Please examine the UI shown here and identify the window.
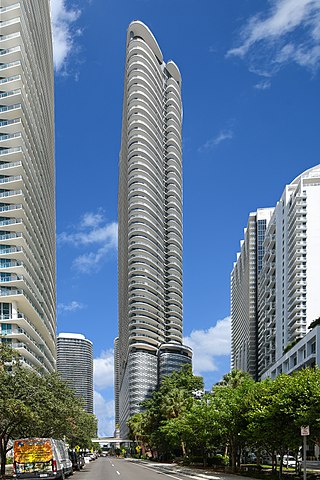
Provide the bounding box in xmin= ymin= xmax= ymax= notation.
xmin=1 ymin=323 xmax=11 ymax=334
xmin=0 ymin=302 xmax=11 ymax=319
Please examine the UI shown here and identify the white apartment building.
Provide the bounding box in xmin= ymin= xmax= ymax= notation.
xmin=232 ymin=165 xmax=320 ymax=380
xmin=0 ymin=0 xmax=56 ymax=371
xmin=259 ymin=165 xmax=320 ymax=377
xmin=117 ymin=21 xmax=192 ymax=436
xmin=57 ymin=333 xmax=93 ymax=414
xmin=231 ymin=208 xmax=274 ymax=379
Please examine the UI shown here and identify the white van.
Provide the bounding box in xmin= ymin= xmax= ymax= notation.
xmin=13 ymin=438 xmax=73 ymax=479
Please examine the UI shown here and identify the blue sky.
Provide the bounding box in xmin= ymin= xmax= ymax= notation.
xmin=51 ymin=0 xmax=320 ymax=436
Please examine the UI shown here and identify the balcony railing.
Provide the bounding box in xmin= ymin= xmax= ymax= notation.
xmin=0 ymin=160 xmax=22 ymax=170
xmin=0 ymin=174 xmax=22 ymax=184
xmin=0 ymin=61 xmax=21 ymax=71
xmin=0 ymin=133 xmax=21 ymax=142
xmin=0 ymin=189 xmax=22 ymax=199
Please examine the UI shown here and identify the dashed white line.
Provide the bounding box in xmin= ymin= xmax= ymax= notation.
xmin=132 ymin=463 xmax=184 ymax=479
xmin=116 ymin=471 xmax=120 ymax=475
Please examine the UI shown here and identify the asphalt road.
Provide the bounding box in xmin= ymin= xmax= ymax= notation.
xmin=71 ymin=457 xmax=223 ymax=480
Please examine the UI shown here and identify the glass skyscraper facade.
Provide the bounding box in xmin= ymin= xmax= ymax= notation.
xmin=231 ymin=209 xmax=274 ymax=380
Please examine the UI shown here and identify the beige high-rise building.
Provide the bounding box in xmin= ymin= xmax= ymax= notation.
xmin=0 ymin=0 xmax=56 ymax=372
xmin=116 ymin=21 xmax=192 ymax=436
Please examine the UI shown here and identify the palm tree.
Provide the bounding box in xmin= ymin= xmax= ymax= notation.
xmin=217 ymin=369 xmax=251 ymax=388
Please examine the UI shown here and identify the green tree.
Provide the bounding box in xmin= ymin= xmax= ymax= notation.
xmin=0 ymin=345 xmax=97 ymax=476
xmin=0 ymin=345 xmax=43 ymax=475
xmin=127 ymin=365 xmax=204 ymax=459
xmin=246 ymin=368 xmax=320 ymax=476
xmin=212 ymin=370 xmax=255 ymax=472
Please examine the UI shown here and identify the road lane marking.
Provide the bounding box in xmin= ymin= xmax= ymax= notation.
xmin=133 ymin=463 xmax=186 ymax=480
xmin=116 ymin=471 xmax=120 ymax=475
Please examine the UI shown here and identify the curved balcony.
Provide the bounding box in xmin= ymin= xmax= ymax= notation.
xmin=0 ymin=174 xmax=22 ymax=189
xmin=0 ymin=59 xmax=21 ymax=77
xmin=0 ymin=17 xmax=21 ymax=36
xmin=0 ymin=31 xmax=21 ymax=49
xmin=0 ymin=3 xmax=21 ymax=20
xmin=0 ymin=188 xmax=23 ymax=203
xmin=0 ymin=103 xmax=22 ymax=120
xmin=0 ymin=88 xmax=22 ymax=106
xmin=0 ymin=118 xmax=22 ymax=136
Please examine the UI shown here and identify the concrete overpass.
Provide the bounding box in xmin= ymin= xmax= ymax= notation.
xmin=92 ymin=437 xmax=133 ymax=450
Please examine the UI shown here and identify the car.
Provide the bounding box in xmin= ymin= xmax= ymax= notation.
xmin=277 ymin=455 xmax=297 ymax=468
xmin=284 ymin=456 xmax=297 ymax=468
xmin=79 ymin=455 xmax=85 ymax=469
xmin=83 ymin=453 xmax=94 ymax=464
xmin=69 ymin=451 xmax=83 ymax=471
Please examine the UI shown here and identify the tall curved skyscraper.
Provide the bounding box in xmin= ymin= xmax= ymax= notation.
xmin=0 ymin=0 xmax=55 ymax=372
xmin=57 ymin=333 xmax=93 ymax=413
xmin=117 ymin=21 xmax=192 ymax=436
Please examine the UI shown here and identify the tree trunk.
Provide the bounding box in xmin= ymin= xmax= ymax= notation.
xmin=230 ymin=439 xmax=238 ymax=472
xmin=0 ymin=436 xmax=7 ymax=477
xmin=278 ymin=457 xmax=283 ymax=479
xmin=202 ymin=445 xmax=207 ymax=467
xmin=257 ymin=449 xmax=261 ymax=466
xmin=181 ymin=440 xmax=186 ymax=457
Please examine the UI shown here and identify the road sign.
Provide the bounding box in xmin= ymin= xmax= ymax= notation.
xmin=301 ymin=426 xmax=310 ymax=436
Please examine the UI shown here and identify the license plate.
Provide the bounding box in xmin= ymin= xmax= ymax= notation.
xmin=40 ymin=475 xmax=48 ymax=478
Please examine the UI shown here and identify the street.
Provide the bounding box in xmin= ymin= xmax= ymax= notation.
xmin=73 ymin=457 xmax=257 ymax=480
xmin=73 ymin=457 xmax=192 ymax=480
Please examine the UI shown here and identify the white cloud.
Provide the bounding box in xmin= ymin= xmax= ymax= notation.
xmin=183 ymin=317 xmax=231 ymax=374
xmin=58 ymin=211 xmax=117 ymax=274
xmin=72 ymin=242 xmax=115 ymax=273
xmin=57 ymin=300 xmax=85 ymax=313
xmin=94 ymin=349 xmax=114 ymax=390
xmin=80 ymin=212 xmax=105 ymax=229
xmin=199 ymin=130 xmax=233 ymax=152
xmin=59 ymin=222 xmax=118 ymax=248
xmin=94 ymin=391 xmax=115 ymax=437
xmin=254 ymin=79 xmax=272 ymax=90
xmin=227 ymin=0 xmax=320 ymax=73
xmin=50 ymin=0 xmax=81 ymax=72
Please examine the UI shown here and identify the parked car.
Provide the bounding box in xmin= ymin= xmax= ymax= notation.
xmin=68 ymin=450 xmax=84 ymax=471
xmin=83 ymin=453 xmax=93 ymax=464
xmin=79 ymin=455 xmax=85 ymax=469
xmin=13 ymin=438 xmax=73 ymax=479
xmin=277 ymin=455 xmax=297 ymax=468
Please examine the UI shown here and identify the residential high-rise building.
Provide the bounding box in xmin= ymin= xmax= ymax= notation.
xmin=57 ymin=333 xmax=93 ymax=414
xmin=114 ymin=336 xmax=120 ymax=428
xmin=231 ymin=165 xmax=320 ymax=380
xmin=117 ymin=21 xmax=192 ymax=436
xmin=231 ymin=209 xmax=274 ymax=380
xmin=0 ymin=0 xmax=56 ymax=372
xmin=259 ymin=165 xmax=320 ymax=378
